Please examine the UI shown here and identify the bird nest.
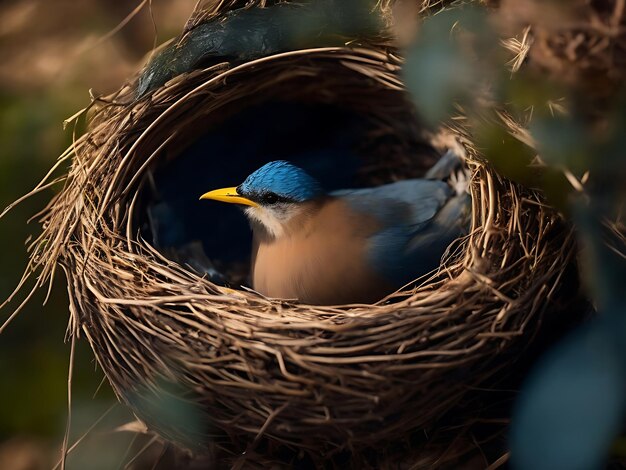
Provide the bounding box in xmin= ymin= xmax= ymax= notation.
xmin=7 ymin=1 xmax=584 ymax=467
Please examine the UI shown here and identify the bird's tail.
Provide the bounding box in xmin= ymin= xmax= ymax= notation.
xmin=448 ymin=165 xmax=471 ymax=197
xmin=425 ymin=149 xmax=470 ymax=196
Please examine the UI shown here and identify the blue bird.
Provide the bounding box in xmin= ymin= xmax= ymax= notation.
xmin=200 ymin=159 xmax=470 ymax=305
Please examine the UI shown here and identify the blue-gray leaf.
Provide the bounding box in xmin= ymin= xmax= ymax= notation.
xmin=510 ymin=320 xmax=626 ymax=470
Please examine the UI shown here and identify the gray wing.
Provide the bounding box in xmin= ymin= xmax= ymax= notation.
xmin=334 ymin=179 xmax=470 ymax=287
xmin=331 ymin=179 xmax=454 ymax=229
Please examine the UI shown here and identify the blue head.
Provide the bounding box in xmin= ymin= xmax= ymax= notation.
xmin=238 ymin=161 xmax=325 ymax=203
xmin=200 ymin=161 xmax=326 ymax=239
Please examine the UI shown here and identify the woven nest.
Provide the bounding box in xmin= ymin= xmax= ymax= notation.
xmin=12 ymin=1 xmax=586 ymax=467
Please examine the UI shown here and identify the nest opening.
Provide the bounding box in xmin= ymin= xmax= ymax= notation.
xmin=136 ymin=63 xmax=450 ymax=291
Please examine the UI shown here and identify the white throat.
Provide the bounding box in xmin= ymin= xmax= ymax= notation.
xmin=244 ymin=206 xmax=294 ymax=239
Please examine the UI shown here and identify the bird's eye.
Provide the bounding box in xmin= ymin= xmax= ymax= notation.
xmin=263 ymin=192 xmax=279 ymax=204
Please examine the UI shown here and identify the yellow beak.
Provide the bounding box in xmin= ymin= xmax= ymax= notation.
xmin=199 ymin=187 xmax=258 ymax=207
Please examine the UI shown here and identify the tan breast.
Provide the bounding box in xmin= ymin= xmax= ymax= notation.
xmin=251 ymin=199 xmax=394 ymax=305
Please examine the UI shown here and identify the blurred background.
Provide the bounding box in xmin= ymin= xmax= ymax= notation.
xmin=0 ymin=2 xmax=195 ymax=468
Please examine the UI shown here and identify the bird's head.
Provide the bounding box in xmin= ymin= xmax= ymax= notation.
xmin=200 ymin=160 xmax=325 ymax=238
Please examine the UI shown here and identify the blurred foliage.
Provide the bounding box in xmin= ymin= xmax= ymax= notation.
xmin=127 ymin=377 xmax=211 ymax=452
xmin=404 ymin=1 xmax=626 ymax=469
xmin=404 ymin=6 xmax=497 ymax=126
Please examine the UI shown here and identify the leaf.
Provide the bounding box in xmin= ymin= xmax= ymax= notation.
xmin=403 ymin=7 xmax=494 ymax=126
xmin=510 ymin=319 xmax=626 ymax=470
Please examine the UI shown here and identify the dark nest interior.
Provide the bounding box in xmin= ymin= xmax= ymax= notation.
xmin=8 ymin=0 xmax=614 ymax=468
xmin=139 ymin=77 xmax=443 ymax=288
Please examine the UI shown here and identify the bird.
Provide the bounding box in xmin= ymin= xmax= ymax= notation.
xmin=200 ymin=158 xmax=470 ymax=305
